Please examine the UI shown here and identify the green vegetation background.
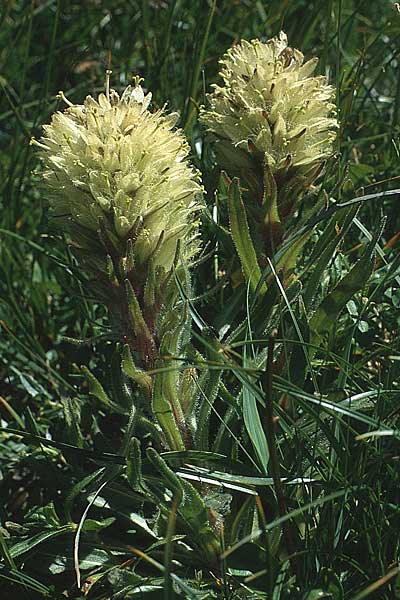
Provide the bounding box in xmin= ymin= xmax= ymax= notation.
xmin=0 ymin=1 xmax=400 ymax=599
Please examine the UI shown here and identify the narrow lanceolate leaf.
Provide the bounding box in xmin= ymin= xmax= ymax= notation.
xmin=242 ymin=384 xmax=269 ymax=475
xmin=262 ymin=162 xmax=280 ymax=226
xmin=228 ymin=177 xmax=267 ymax=295
xmin=143 ymin=259 xmax=156 ymax=308
xmin=81 ymin=366 xmax=125 ymax=414
xmin=124 ymin=278 xmax=152 ymax=342
xmin=275 ymin=229 xmax=312 ymax=277
xmin=0 ymin=530 xmax=16 ymax=570
xmin=64 ymin=468 xmax=106 ymax=521
xmin=303 ymin=204 xmax=359 ymax=310
xmin=127 ymin=438 xmax=145 ymax=492
xmin=152 ymin=363 xmax=186 ymax=452
xmin=146 ymin=448 xmax=220 ymax=563
xmin=121 ymin=344 xmax=152 ymax=399
xmin=9 ymin=526 xmax=74 ymax=559
xmin=310 ymin=218 xmax=386 ymax=353
xmin=146 ymin=448 xmax=184 ymax=504
xmin=195 ymin=333 xmax=223 ymax=451
xmin=242 ymin=344 xmax=269 ymax=475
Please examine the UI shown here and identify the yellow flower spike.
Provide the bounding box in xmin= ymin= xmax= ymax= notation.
xmin=200 ymin=31 xmax=338 ymax=181
xmin=36 ymin=77 xmax=206 ymax=453
xmin=37 ymin=78 xmax=203 ymax=274
xmin=201 ymin=33 xmax=338 ymax=281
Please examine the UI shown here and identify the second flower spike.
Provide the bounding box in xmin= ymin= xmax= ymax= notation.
xmin=200 ymin=32 xmax=338 ymax=226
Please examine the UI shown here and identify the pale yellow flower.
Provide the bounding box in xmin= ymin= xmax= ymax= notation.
xmin=36 ymin=82 xmax=203 ymax=272
xmin=200 ymin=32 xmax=337 ymax=178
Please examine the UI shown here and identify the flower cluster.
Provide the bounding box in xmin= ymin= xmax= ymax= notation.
xmin=36 ymin=82 xmax=202 ymax=273
xmin=200 ymin=31 xmax=337 ymax=180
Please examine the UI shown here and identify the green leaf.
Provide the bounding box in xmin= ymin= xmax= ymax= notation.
xmin=152 ymin=360 xmax=186 ymax=452
xmin=0 ymin=565 xmax=52 ymax=595
xmin=81 ymin=366 xmax=125 ymax=414
xmin=242 ymin=383 xmax=269 ymax=475
xmin=122 ymin=343 xmax=152 ymax=399
xmin=303 ymin=205 xmax=359 ymax=310
xmin=64 ymin=467 xmax=106 ymax=521
xmin=128 ymin=513 xmax=158 ymax=539
xmin=127 ymin=437 xmax=145 ymax=492
xmin=228 ymin=177 xmax=267 ymax=295
xmin=274 ymin=376 xmax=379 ymax=427
xmin=0 ymin=529 xmax=16 ymax=570
xmin=275 ymin=228 xmax=312 ymax=276
xmin=177 ymin=465 xmax=313 ymax=488
xmin=79 ymin=547 xmax=111 ymax=570
xmin=146 ymin=449 xmax=220 ymax=563
xmin=81 ymin=517 xmax=115 ymax=532
xmin=124 ymin=278 xmax=152 ymax=342
xmin=146 ymin=447 xmax=184 ymax=505
xmin=151 ymin=306 xmax=189 ymax=451
xmin=318 ymin=568 xmax=344 ymax=600
xmin=262 ymin=162 xmax=280 ymax=226
xmin=161 ymin=450 xmax=229 ymax=463
xmin=9 ymin=525 xmax=73 ymax=559
xmin=194 ymin=333 xmax=223 ymax=451
xmin=61 ymin=396 xmax=84 ymax=448
xmin=310 ymin=218 xmax=386 ymax=350
xmin=127 ymin=586 xmax=164 ymax=598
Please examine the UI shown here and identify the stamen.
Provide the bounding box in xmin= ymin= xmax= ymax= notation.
xmin=30 ymin=137 xmax=50 ymax=150
xmin=105 ymin=69 xmax=112 ymax=100
xmin=132 ymin=75 xmax=144 ymax=87
xmin=57 ymin=90 xmax=74 ymax=107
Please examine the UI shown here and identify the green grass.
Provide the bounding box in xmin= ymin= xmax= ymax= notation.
xmin=1 ymin=1 xmax=400 ymax=598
